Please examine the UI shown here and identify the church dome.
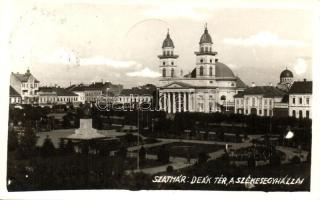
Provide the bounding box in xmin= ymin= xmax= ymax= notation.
xmin=162 ymin=33 xmax=174 ymax=48
xmin=216 ymin=62 xmax=235 ymax=77
xmin=199 ymin=27 xmax=213 ymax=44
xmin=280 ymin=69 xmax=293 ymax=78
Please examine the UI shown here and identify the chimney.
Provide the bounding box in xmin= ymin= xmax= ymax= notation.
xmin=251 ymin=82 xmax=255 ymax=87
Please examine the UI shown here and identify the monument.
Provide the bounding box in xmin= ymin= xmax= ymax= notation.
xmin=67 ymin=118 xmax=106 ymax=140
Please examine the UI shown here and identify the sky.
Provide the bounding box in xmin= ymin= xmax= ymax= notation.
xmin=6 ymin=0 xmax=315 ymax=88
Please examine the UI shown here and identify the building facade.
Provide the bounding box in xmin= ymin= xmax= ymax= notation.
xmin=234 ymin=86 xmax=286 ymax=116
xmin=38 ymin=87 xmax=78 ymax=106
xmin=288 ymin=80 xmax=312 ymax=119
xmin=158 ymin=26 xmax=247 ymax=113
xmin=9 ymin=86 xmax=22 ymax=105
xmin=10 ymin=69 xmax=40 ymax=104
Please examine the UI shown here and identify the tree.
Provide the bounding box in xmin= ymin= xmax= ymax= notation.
xmin=157 ymin=145 xmax=170 ymax=164
xmin=197 ymin=152 xmax=209 ymax=164
xmin=40 ymin=135 xmax=56 ymax=157
xmin=8 ymin=130 xmax=19 ymax=152
xmin=65 ymin=140 xmax=75 ymax=154
xmin=139 ymin=146 xmax=146 ymax=165
xmin=15 ymin=125 xmax=37 ymax=159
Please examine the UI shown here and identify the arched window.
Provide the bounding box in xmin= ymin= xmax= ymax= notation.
xmin=220 ymin=95 xmax=226 ymax=101
xmin=299 ymin=110 xmax=303 ymax=118
xmin=162 ymin=68 xmax=166 ymax=77
xmin=209 ymin=66 xmax=213 ymax=76
xmin=171 ymin=68 xmax=174 ymax=77
xmin=199 ymin=66 xmax=204 ymax=76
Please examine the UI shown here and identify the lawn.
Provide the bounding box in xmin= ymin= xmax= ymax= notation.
xmin=144 ymin=142 xmax=225 ymax=158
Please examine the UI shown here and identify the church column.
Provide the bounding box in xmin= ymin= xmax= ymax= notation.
xmin=163 ymin=93 xmax=167 ymax=112
xmin=159 ymin=92 xmax=163 ymax=110
xmin=183 ymin=92 xmax=187 ymax=112
xmin=173 ymin=92 xmax=176 ymax=113
xmin=168 ymin=92 xmax=171 ymax=113
xmin=188 ymin=92 xmax=192 ymax=112
xmin=178 ymin=92 xmax=181 ymax=112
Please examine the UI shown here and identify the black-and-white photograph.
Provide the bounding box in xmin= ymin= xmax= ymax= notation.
xmin=1 ymin=0 xmax=318 ymax=195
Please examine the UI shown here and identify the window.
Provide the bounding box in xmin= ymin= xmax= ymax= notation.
xmin=210 ymin=59 xmax=212 ymax=63
xmin=292 ymin=97 xmax=295 ymax=104
xmin=201 ymin=47 xmax=204 ymax=52
xmin=171 ymin=62 xmax=174 ymax=65
xmin=220 ymin=95 xmax=226 ymax=101
xmin=299 ymin=97 xmax=302 ymax=104
xmin=299 ymin=110 xmax=303 ymax=118
xmin=292 ymin=110 xmax=296 ymax=117
xmin=209 ymin=67 xmax=213 ymax=76
xmin=259 ymin=110 xmax=262 ymax=115
xmin=306 ymin=110 xmax=310 ymax=119
xmin=264 ymin=109 xmax=268 ymax=116
xmin=199 ymin=66 xmax=204 ymax=76
xmin=171 ymin=68 xmax=174 ymax=77
xmin=200 ymin=59 xmax=203 ymax=63
xmin=236 ymin=99 xmax=239 ymax=105
xmin=306 ymin=98 xmax=310 ymax=105
xmin=252 ymin=97 xmax=256 ymax=107
xmin=259 ymin=98 xmax=262 ymax=107
xmin=245 ymin=110 xmax=248 ymax=114
xmin=264 ymin=99 xmax=267 ymax=106
xmin=205 ymin=47 xmax=208 ymax=52
xmin=162 ymin=68 xmax=166 ymax=77
xmin=163 ymin=62 xmax=165 ymax=66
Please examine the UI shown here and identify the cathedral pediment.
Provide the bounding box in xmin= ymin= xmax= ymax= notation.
xmin=162 ymin=81 xmax=193 ymax=89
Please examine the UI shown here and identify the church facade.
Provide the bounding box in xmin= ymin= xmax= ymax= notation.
xmin=158 ymin=26 xmax=247 ymax=113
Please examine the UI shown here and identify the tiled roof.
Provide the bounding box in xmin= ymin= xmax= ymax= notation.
xmin=235 ymin=76 xmax=247 ymax=88
xmin=9 ymin=86 xmax=21 ymax=97
xmin=39 ymin=87 xmax=78 ymax=96
xmin=238 ymin=86 xmax=286 ymax=98
xmin=12 ymin=71 xmax=39 ymax=83
xmin=289 ymin=80 xmax=312 ymax=94
xmin=120 ymin=84 xmax=156 ymax=96
xmin=234 ymin=91 xmax=244 ymax=98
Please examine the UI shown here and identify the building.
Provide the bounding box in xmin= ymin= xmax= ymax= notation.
xmin=234 ymin=86 xmax=286 ymax=116
xmin=38 ymin=87 xmax=78 ymax=106
xmin=276 ymin=68 xmax=294 ymax=92
xmin=9 ymin=86 xmax=22 ymax=104
xmin=67 ymin=82 xmax=123 ymax=103
xmin=158 ymin=26 xmax=247 ymax=113
xmin=10 ymin=69 xmax=40 ymax=104
xmin=288 ymin=79 xmax=312 ymax=119
xmin=116 ymin=84 xmax=157 ymax=108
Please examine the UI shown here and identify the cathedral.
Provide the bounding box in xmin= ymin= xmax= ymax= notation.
xmin=158 ymin=26 xmax=247 ymax=113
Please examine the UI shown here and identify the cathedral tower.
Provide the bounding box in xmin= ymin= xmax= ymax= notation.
xmin=158 ymin=30 xmax=179 ymax=79
xmin=194 ymin=24 xmax=217 ymax=78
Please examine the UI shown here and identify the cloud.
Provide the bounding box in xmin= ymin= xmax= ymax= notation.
xmin=126 ymin=67 xmax=161 ymax=78
xmin=38 ymin=49 xmax=143 ymax=69
xmin=38 ymin=48 xmax=80 ymax=66
xmin=293 ymin=58 xmax=307 ymax=75
xmin=143 ymin=4 xmax=208 ymax=21
xmin=223 ymin=32 xmax=305 ymax=47
xmin=80 ymin=56 xmax=142 ymax=69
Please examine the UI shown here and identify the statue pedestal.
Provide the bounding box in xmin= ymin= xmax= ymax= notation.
xmin=67 ymin=119 xmax=106 ymax=140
